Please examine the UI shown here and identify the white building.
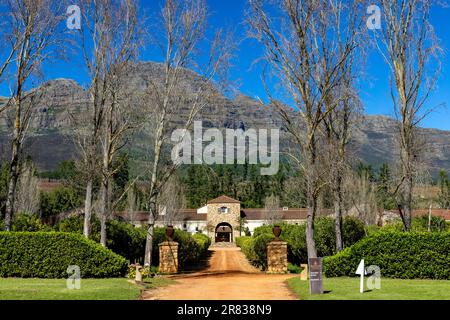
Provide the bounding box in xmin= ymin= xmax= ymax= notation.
xmin=117 ymin=195 xmax=327 ymax=243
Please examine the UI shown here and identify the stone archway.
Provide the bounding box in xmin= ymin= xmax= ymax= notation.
xmin=215 ymin=222 xmax=233 ymax=242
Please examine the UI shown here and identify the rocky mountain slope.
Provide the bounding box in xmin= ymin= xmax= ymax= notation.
xmin=0 ymin=61 xmax=449 ymax=176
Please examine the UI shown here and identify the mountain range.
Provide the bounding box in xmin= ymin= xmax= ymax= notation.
xmin=0 ymin=61 xmax=449 ymax=177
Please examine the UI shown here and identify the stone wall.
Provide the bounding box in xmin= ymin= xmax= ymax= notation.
xmin=207 ymin=203 xmax=241 ymax=243
xmin=158 ymin=241 xmax=179 ymax=274
xmin=266 ymin=240 xmax=288 ymax=274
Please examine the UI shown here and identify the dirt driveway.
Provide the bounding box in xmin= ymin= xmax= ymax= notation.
xmin=142 ymin=247 xmax=298 ymax=300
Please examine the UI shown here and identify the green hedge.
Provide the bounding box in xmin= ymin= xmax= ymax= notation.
xmin=238 ymin=217 xmax=366 ymax=269
xmin=323 ymin=231 xmax=450 ymax=279
xmin=151 ymin=229 xmax=211 ymax=269
xmin=55 ymin=216 xmax=146 ymax=262
xmin=0 ymin=232 xmax=128 ymax=278
xmin=56 ymin=216 xmax=211 ymax=268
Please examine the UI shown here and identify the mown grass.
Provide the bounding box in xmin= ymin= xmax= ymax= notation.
xmin=288 ymin=277 xmax=450 ymax=300
xmin=0 ymin=277 xmax=172 ymax=300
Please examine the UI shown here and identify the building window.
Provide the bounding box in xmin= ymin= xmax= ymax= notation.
xmin=218 ymin=206 xmax=229 ymax=214
xmin=183 ymin=223 xmax=187 ymax=230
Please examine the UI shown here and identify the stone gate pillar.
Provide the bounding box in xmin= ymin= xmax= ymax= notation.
xmin=158 ymin=241 xmax=179 ymax=274
xmin=266 ymin=240 xmax=288 ymax=274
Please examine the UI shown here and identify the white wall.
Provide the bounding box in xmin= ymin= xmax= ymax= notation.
xmin=154 ymin=220 xmax=208 ymax=235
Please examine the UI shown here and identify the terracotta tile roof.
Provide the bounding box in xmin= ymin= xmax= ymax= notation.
xmin=207 ymin=195 xmax=241 ymax=204
xmin=388 ymin=209 xmax=450 ymax=221
xmin=241 ymin=208 xmax=333 ymax=220
xmin=115 ymin=209 xmax=207 ymax=222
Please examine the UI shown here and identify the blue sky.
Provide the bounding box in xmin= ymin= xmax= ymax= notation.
xmin=1 ymin=0 xmax=449 ymax=130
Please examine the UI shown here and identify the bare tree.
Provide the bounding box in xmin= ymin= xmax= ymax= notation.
xmin=0 ymin=3 xmax=21 ymax=102
xmin=15 ymin=158 xmax=40 ymax=215
xmin=323 ymin=68 xmax=364 ymax=251
xmin=158 ymin=174 xmax=186 ymax=225
xmin=347 ymin=169 xmax=379 ymax=226
xmin=3 ymin=0 xmax=66 ymax=231
xmin=74 ymin=0 xmax=141 ymax=244
xmin=247 ymin=0 xmax=362 ymax=258
xmin=376 ymin=0 xmax=442 ymax=231
xmin=143 ymin=0 xmax=232 ymax=266
xmin=264 ymin=193 xmax=281 ymax=224
xmin=96 ymin=0 xmax=141 ymax=247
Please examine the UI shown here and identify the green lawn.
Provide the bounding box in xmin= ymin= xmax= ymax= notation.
xmin=0 ymin=277 xmax=173 ymax=300
xmin=288 ymin=277 xmax=450 ymax=300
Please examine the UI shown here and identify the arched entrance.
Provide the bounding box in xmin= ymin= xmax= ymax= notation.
xmin=215 ymin=223 xmax=233 ymax=242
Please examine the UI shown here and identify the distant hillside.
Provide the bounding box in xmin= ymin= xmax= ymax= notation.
xmin=0 ymin=61 xmax=449 ymax=176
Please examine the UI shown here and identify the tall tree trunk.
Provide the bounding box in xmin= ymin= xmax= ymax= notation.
xmin=4 ymin=114 xmax=21 ymax=231
xmin=144 ymin=205 xmax=156 ymax=266
xmin=306 ymin=184 xmax=317 ymax=259
xmin=83 ymin=179 xmax=93 ymax=238
xmin=334 ymin=176 xmax=344 ymax=252
xmin=99 ymin=179 xmax=108 ymax=247
xmin=403 ymin=173 xmax=413 ymax=231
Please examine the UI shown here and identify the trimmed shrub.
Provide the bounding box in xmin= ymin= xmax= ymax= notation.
xmin=56 ymin=216 xmax=145 ymax=262
xmin=56 ymin=216 xmax=210 ymax=268
xmin=106 ymin=220 xmax=147 ymax=263
xmin=0 ymin=232 xmax=128 ymax=278
xmin=236 ymin=236 xmax=256 ymax=262
xmin=192 ymin=233 xmax=211 ymax=254
xmin=287 ymin=263 xmax=302 ymax=274
xmin=244 ymin=217 xmax=366 ymax=268
xmin=323 ymin=231 xmax=450 ymax=279
xmin=151 ymin=228 xmax=210 ymax=269
xmin=252 ymin=233 xmax=274 ymax=269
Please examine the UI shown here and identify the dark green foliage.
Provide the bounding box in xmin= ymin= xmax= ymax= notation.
xmin=0 ymin=232 xmax=128 ymax=278
xmin=150 ymin=228 xmax=211 ymax=269
xmin=323 ymin=231 xmax=450 ymax=279
xmin=237 ymin=217 xmax=366 ymax=269
xmin=56 ymin=216 xmax=145 ymax=262
xmin=376 ymin=163 xmax=395 ymax=210
xmin=12 ymin=213 xmax=52 ymax=232
xmin=411 ymin=215 xmax=448 ymax=232
xmin=287 ymin=263 xmax=302 ymax=274
xmin=342 ymin=216 xmax=367 ymax=244
xmin=378 ymin=216 xmax=448 ymax=233
xmin=39 ymin=187 xmax=82 ymax=217
xmin=438 ymin=170 xmax=450 ymax=209
xmin=182 ymin=163 xmax=297 ymax=208
xmin=0 ymin=162 xmax=9 ymax=216
xmin=356 ymin=162 xmax=375 ymax=182
xmin=106 ymin=220 xmax=147 ymax=263
xmin=38 ymin=161 xmax=77 ymax=180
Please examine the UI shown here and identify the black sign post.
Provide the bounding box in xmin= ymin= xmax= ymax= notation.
xmin=308 ymin=257 xmax=323 ymax=294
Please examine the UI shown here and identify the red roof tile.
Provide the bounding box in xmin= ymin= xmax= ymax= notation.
xmin=207 ymin=195 xmax=241 ymax=204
